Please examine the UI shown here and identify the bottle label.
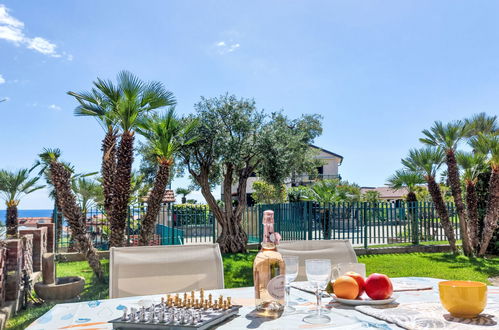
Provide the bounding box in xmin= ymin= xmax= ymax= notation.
xmin=266 ymin=274 xmax=285 ymax=300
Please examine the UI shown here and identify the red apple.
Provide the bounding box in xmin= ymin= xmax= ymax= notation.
xmin=364 ymin=273 xmax=393 ymax=300
xmin=345 ymin=272 xmax=365 ymax=298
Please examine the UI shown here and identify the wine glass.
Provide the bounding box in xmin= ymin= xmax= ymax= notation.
xmin=303 ymin=259 xmax=331 ymax=324
xmin=283 ymin=256 xmax=299 ymax=313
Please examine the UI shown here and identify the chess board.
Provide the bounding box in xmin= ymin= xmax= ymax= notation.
xmin=109 ymin=290 xmax=242 ymax=330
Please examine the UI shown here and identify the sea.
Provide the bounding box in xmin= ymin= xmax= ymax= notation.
xmin=0 ymin=209 xmax=53 ymax=225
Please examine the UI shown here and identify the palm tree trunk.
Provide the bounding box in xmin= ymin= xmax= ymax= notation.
xmin=465 ymin=181 xmax=479 ymax=251
xmin=110 ymin=131 xmax=134 ymax=247
xmin=445 ymin=150 xmax=472 ymax=256
xmin=478 ymin=167 xmax=499 ymax=256
xmin=49 ymin=160 xmax=104 ymax=280
xmin=139 ymin=162 xmax=170 ymax=245
xmin=102 ymin=127 xmax=117 ymax=222
xmin=6 ymin=205 xmax=18 ymax=237
xmin=427 ymin=176 xmax=458 ymax=253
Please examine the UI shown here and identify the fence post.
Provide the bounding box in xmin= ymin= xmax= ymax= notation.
xmin=53 ymin=204 xmax=58 ymax=253
xmin=363 ymin=202 xmax=368 ymax=249
xmin=212 ymin=206 xmax=216 ymax=243
xmin=411 ymin=202 xmax=419 ymax=245
xmin=126 ymin=207 xmax=131 ymax=246
xmin=307 ymin=202 xmax=312 ymax=240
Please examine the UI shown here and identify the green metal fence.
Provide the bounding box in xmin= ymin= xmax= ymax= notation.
xmin=55 ymin=201 xmax=460 ymax=251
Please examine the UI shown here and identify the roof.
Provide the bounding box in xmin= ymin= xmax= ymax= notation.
xmin=309 ymin=144 xmax=344 ymax=163
xmin=142 ymin=189 xmax=176 ymax=203
xmin=360 ymin=187 xmax=409 ymax=199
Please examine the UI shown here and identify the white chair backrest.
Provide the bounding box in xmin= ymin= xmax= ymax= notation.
xmin=278 ymin=240 xmax=357 ymax=281
xmin=109 ymin=244 xmax=224 ymax=298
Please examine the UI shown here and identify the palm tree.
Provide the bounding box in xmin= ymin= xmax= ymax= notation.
xmin=176 ymin=187 xmax=192 ymax=204
xmin=402 ymin=147 xmax=458 ymax=253
xmin=72 ymin=177 xmax=102 ymax=215
xmin=69 ymin=71 xmax=176 ymax=247
xmin=386 ymin=169 xmax=425 ymax=203
xmin=420 ymin=120 xmax=472 ymax=256
xmin=68 ymin=88 xmax=117 ymax=232
xmin=38 ymin=148 xmax=104 ymax=280
xmin=456 ymin=152 xmax=487 ymax=251
xmin=136 ymin=109 xmax=198 ymax=245
xmin=387 ymin=169 xmax=425 ymax=243
xmin=470 ymin=134 xmax=499 ymax=256
xmin=464 ymin=112 xmax=498 ymax=137
xmin=0 ymin=169 xmax=44 ymax=236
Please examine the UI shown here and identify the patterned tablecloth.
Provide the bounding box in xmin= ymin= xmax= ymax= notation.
xmin=27 ymin=277 xmax=499 ymax=330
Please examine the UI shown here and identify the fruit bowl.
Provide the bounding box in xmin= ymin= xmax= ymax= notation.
xmin=333 ymin=293 xmax=398 ymax=306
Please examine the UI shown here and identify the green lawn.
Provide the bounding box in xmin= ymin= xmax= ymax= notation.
xmin=8 ymin=252 xmax=499 ymax=329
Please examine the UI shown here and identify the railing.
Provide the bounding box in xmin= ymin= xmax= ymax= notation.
xmin=286 ymin=174 xmax=341 ymax=186
xmin=54 ymin=201 xmax=460 ymax=251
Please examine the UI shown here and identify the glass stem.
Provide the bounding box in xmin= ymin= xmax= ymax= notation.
xmin=285 ymin=283 xmax=291 ymax=308
xmin=316 ymin=288 xmax=322 ymax=318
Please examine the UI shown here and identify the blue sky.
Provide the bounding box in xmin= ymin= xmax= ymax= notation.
xmin=1 ymin=1 xmax=499 ymax=209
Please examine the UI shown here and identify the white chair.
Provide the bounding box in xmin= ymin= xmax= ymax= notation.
xmin=109 ymin=244 xmax=224 ymax=298
xmin=278 ymin=240 xmax=357 ymax=281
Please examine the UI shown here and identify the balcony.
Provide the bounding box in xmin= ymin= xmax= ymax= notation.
xmin=287 ymin=174 xmax=341 ymax=187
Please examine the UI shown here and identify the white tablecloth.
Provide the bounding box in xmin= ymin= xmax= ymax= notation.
xmin=27 ymin=277 xmax=499 ymax=330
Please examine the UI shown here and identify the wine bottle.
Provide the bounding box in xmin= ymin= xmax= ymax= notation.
xmin=253 ymin=210 xmax=285 ymax=316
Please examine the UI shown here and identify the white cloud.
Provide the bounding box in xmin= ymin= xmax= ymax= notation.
xmin=48 ymin=104 xmax=61 ymax=111
xmin=27 ymin=37 xmax=58 ymax=56
xmin=215 ymin=40 xmax=240 ymax=54
xmin=0 ymin=4 xmax=72 ymax=59
xmin=0 ymin=74 xmax=5 ymax=84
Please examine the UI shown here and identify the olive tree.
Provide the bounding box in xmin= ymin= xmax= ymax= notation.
xmin=180 ymin=94 xmax=322 ymax=253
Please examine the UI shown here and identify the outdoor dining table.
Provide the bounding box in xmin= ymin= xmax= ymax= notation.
xmin=27 ymin=277 xmax=499 ymax=330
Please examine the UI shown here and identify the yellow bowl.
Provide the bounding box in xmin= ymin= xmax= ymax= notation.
xmin=439 ymin=281 xmax=487 ymax=318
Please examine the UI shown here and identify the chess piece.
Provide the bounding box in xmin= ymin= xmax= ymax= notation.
xmin=208 ymin=293 xmax=212 ymax=305
xmin=121 ymin=307 xmax=128 ymax=321
xmin=227 ymin=297 xmax=232 ymax=308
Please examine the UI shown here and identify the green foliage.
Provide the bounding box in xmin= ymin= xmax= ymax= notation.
xmin=173 ymin=204 xmax=211 ymax=225
xmin=69 ymin=71 xmax=176 ymax=133
xmin=402 ymin=147 xmax=445 ymax=178
xmin=386 ymin=169 xmax=425 ymax=192
xmin=72 ymin=177 xmax=102 ymax=213
xmin=414 ymin=186 xmax=432 ymax=202
xmin=287 ymin=186 xmax=309 ymax=202
xmin=137 ymin=108 xmax=199 ymax=163
xmin=251 ymin=180 xmax=287 ymax=204
xmin=362 ymin=190 xmax=381 ymax=203
xmin=176 ymin=187 xmax=192 ymax=198
xmin=180 ymin=93 xmax=323 ymax=190
xmin=420 ymin=120 xmax=467 ymax=151
xmin=301 ymin=179 xmax=360 ymax=203
xmin=0 ymin=169 xmax=45 ymax=206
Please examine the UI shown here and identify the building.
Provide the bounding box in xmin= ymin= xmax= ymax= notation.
xmin=360 ymin=186 xmax=409 ymax=205
xmin=231 ymin=145 xmax=343 ymax=205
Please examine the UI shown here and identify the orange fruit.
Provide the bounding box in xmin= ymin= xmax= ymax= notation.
xmin=333 ymin=275 xmax=359 ymax=299
xmin=345 ymin=272 xmax=365 ymax=298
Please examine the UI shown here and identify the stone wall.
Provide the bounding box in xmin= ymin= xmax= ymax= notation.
xmin=21 ymin=235 xmax=33 ymax=278
xmin=4 ymin=239 xmax=22 ymax=302
xmin=36 ymin=223 xmax=54 ymax=253
xmin=18 ymin=227 xmax=47 ymax=272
